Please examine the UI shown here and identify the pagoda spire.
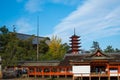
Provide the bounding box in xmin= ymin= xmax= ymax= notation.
xmin=69 ymin=29 xmax=81 ymax=54
xmin=74 ymin=28 xmax=76 ymax=35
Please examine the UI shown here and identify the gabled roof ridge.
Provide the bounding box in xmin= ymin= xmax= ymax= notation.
xmin=90 ymin=49 xmax=109 ymax=57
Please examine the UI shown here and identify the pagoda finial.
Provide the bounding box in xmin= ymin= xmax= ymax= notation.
xmin=74 ymin=28 xmax=76 ymax=35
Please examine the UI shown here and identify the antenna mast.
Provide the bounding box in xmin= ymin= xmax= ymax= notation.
xmin=74 ymin=28 xmax=76 ymax=35
xmin=37 ymin=16 xmax=39 ymax=61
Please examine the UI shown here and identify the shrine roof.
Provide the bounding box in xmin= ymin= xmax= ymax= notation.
xmin=18 ymin=61 xmax=60 ymax=66
xmin=59 ymin=50 xmax=120 ymax=66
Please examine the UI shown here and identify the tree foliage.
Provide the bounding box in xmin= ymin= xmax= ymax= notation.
xmin=0 ymin=25 xmax=9 ymax=34
xmin=41 ymin=36 xmax=68 ymax=60
xmin=39 ymin=38 xmax=49 ymax=54
xmin=104 ymin=45 xmax=120 ymax=53
xmin=0 ymin=26 xmax=69 ymax=67
xmin=0 ymin=26 xmax=37 ymax=67
xmin=90 ymin=41 xmax=101 ymax=52
xmin=104 ymin=45 xmax=114 ymax=53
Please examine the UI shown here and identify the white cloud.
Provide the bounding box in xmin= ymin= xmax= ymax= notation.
xmin=52 ymin=0 xmax=84 ymax=5
xmin=25 ymin=0 xmax=44 ymax=13
xmin=47 ymin=0 xmax=120 ymax=49
xmin=25 ymin=0 xmax=84 ymax=13
xmin=15 ymin=18 xmax=34 ymax=34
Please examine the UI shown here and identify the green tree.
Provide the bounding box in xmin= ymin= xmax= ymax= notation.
xmin=62 ymin=43 xmax=70 ymax=53
xmin=0 ymin=26 xmax=37 ymax=67
xmin=90 ymin=41 xmax=101 ymax=52
xmin=39 ymin=38 xmax=49 ymax=54
xmin=115 ymin=48 xmax=120 ymax=53
xmin=0 ymin=25 xmax=9 ymax=34
xmin=104 ymin=45 xmax=114 ymax=53
xmin=1 ymin=32 xmax=19 ymax=66
xmin=0 ymin=26 xmax=10 ymax=52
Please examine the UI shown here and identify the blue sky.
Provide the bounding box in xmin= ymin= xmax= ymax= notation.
xmin=0 ymin=0 xmax=120 ymax=50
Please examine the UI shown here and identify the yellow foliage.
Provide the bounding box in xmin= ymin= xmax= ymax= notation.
xmin=48 ymin=35 xmax=65 ymax=60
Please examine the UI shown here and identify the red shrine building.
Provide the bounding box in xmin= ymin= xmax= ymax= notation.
xmin=13 ymin=32 xmax=120 ymax=80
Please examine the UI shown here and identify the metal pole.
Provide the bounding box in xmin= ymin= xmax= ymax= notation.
xmin=37 ymin=16 xmax=39 ymax=61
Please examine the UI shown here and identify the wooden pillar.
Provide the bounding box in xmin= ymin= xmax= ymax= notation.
xmin=108 ymin=73 xmax=110 ymax=80
xmin=106 ymin=64 xmax=110 ymax=75
xmin=27 ymin=67 xmax=30 ymax=78
xmin=89 ymin=74 xmax=91 ymax=80
xmin=57 ymin=68 xmax=59 ymax=78
xmin=42 ymin=67 xmax=44 ymax=78
xmin=73 ymin=76 xmax=75 ymax=80
xmin=108 ymin=76 xmax=110 ymax=80
xmin=118 ymin=74 xmax=119 ymax=80
xmin=99 ymin=76 xmax=100 ymax=80
xmin=117 ymin=65 xmax=119 ymax=80
xmin=65 ymin=67 xmax=67 ymax=78
xmin=118 ymin=66 xmax=119 ymax=80
xmin=107 ymin=63 xmax=110 ymax=80
xmin=118 ymin=65 xmax=120 ymax=80
xmin=49 ymin=67 xmax=52 ymax=78
xmin=34 ymin=67 xmax=37 ymax=78
xmin=81 ymin=74 xmax=83 ymax=80
xmin=119 ymin=65 xmax=120 ymax=73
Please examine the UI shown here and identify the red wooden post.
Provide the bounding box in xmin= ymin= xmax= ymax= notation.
xmin=34 ymin=67 xmax=37 ymax=78
xmin=118 ymin=65 xmax=120 ymax=74
xmin=42 ymin=67 xmax=44 ymax=78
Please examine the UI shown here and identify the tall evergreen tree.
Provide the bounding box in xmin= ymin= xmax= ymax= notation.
xmin=104 ymin=45 xmax=114 ymax=53
xmin=90 ymin=41 xmax=101 ymax=52
xmin=115 ymin=48 xmax=120 ymax=53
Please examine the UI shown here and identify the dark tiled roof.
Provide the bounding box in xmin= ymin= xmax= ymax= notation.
xmin=59 ymin=50 xmax=120 ymax=66
xmin=16 ymin=33 xmax=50 ymax=44
xmin=19 ymin=61 xmax=60 ymax=66
xmin=109 ymin=53 xmax=120 ymax=61
xmin=59 ymin=54 xmax=88 ymax=66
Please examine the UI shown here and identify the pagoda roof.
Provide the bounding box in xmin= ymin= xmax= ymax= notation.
xmin=70 ymin=46 xmax=80 ymax=47
xmin=70 ymin=43 xmax=80 ymax=44
xmin=70 ymin=39 xmax=80 ymax=41
xmin=70 ymin=35 xmax=80 ymax=38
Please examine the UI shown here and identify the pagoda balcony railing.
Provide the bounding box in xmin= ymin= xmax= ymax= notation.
xmin=70 ymin=40 xmax=80 ymax=42
xmin=70 ymin=46 xmax=80 ymax=47
xmin=71 ymin=46 xmax=80 ymax=48
xmin=70 ymin=43 xmax=80 ymax=44
xmin=70 ymin=36 xmax=80 ymax=38
xmin=70 ymin=39 xmax=80 ymax=41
